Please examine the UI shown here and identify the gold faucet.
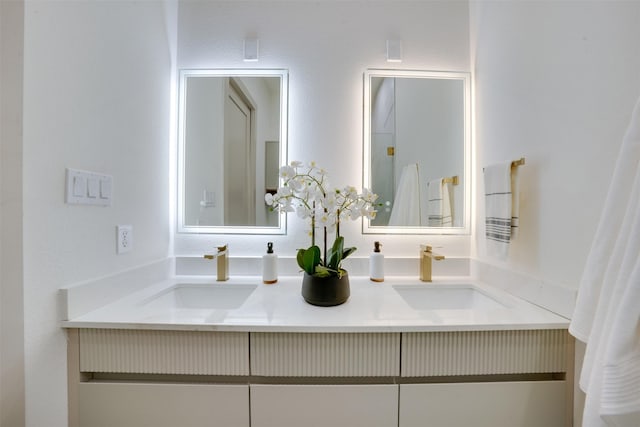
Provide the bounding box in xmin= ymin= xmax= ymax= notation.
xmin=420 ymin=245 xmax=444 ymax=282
xmin=204 ymin=244 xmax=229 ymax=281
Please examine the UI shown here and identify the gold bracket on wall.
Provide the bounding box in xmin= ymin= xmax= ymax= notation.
xmin=387 ymin=147 xmax=395 ymax=156
xmin=443 ymin=176 xmax=459 ymax=185
xmin=511 ymin=157 xmax=525 ymax=168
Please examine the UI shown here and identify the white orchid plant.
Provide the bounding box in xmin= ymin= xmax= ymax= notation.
xmin=265 ymin=161 xmax=378 ymax=278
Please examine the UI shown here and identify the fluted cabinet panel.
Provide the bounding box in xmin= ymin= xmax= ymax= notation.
xmin=79 ymin=329 xmax=249 ymax=375
xmin=401 ymin=329 xmax=568 ymax=377
xmin=251 ymin=333 xmax=401 ymax=377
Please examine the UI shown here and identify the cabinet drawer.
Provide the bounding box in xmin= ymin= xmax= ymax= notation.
xmin=251 ymin=332 xmax=400 ymax=377
xmin=79 ymin=382 xmax=249 ymax=427
xmin=402 ymin=329 xmax=568 ymax=377
xmin=251 ymin=384 xmax=398 ymax=427
xmin=79 ymin=329 xmax=249 ymax=375
xmin=399 ymin=381 xmax=566 ymax=427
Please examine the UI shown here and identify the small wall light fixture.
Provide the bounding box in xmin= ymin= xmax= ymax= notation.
xmin=244 ymin=38 xmax=259 ymax=62
xmin=386 ymin=39 xmax=402 ymax=63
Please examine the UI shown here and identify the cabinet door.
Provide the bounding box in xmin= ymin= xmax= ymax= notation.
xmin=399 ymin=381 xmax=566 ymax=427
xmin=78 ymin=382 xmax=249 ymax=427
xmin=251 ymin=384 xmax=398 ymax=427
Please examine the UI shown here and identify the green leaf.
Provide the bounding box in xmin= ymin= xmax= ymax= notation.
xmin=327 ymin=236 xmax=344 ymax=270
xmin=301 ymin=245 xmax=321 ymax=275
xmin=296 ymin=248 xmax=306 ymax=271
xmin=313 ymin=265 xmax=335 ymax=277
xmin=341 ymin=246 xmax=357 ymax=260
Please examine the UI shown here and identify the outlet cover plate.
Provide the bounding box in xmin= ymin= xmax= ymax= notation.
xmin=116 ymin=225 xmax=133 ymax=254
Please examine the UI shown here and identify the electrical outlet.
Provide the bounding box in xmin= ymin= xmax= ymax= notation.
xmin=116 ymin=225 xmax=133 ymax=254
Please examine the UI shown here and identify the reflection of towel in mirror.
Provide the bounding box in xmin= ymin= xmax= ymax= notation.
xmin=483 ymin=163 xmax=516 ymax=259
xmin=389 ymin=164 xmax=421 ymax=226
xmin=569 ymin=96 xmax=640 ymax=427
xmin=427 ymin=179 xmax=453 ymax=226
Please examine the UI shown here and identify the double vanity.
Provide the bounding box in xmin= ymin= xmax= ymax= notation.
xmin=62 ymin=64 xmax=565 ymax=427
xmin=62 ymin=271 xmax=572 ymax=427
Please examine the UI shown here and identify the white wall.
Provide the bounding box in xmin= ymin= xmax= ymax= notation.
xmin=471 ymin=0 xmax=640 ymax=290
xmin=22 ymin=1 xmax=173 ymax=425
xmin=175 ymin=0 xmax=471 ymax=258
xmin=0 ymin=1 xmax=25 ymax=426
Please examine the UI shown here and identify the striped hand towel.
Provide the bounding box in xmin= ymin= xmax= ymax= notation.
xmin=427 ymin=178 xmax=453 ymax=226
xmin=484 ymin=163 xmax=518 ymax=259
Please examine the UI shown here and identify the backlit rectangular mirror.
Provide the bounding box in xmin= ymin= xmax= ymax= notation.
xmin=178 ymin=69 xmax=288 ymax=234
xmin=363 ymin=69 xmax=471 ymax=235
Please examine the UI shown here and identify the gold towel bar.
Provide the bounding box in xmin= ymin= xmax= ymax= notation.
xmin=483 ymin=157 xmax=526 ymax=173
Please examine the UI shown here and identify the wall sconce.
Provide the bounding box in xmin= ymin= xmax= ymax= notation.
xmin=244 ymin=38 xmax=259 ymax=62
xmin=386 ymin=39 xmax=402 ymax=63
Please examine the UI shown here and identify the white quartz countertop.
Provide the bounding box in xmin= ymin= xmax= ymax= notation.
xmin=61 ymin=275 xmax=569 ymax=332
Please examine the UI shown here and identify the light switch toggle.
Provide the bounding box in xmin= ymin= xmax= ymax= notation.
xmin=100 ymin=179 xmax=111 ymax=200
xmin=72 ymin=176 xmax=86 ymax=197
xmin=87 ymin=178 xmax=99 ymax=198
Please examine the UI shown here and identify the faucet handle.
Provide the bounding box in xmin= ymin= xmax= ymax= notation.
xmin=421 ymin=245 xmax=444 ymax=258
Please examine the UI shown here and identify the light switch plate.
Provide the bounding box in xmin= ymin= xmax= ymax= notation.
xmin=65 ymin=168 xmax=112 ymax=206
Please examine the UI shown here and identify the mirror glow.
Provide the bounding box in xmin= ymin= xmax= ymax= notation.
xmin=363 ymin=69 xmax=471 ymax=235
xmin=177 ymin=69 xmax=288 ymax=234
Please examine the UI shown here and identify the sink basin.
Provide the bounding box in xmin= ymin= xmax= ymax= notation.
xmin=392 ymin=284 xmax=508 ymax=310
xmin=142 ymin=283 xmax=257 ymax=310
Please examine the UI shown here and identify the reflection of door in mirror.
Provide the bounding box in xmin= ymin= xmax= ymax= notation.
xmin=224 ymin=79 xmax=256 ymax=226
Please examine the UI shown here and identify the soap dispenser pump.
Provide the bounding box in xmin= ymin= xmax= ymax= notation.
xmin=262 ymin=242 xmax=278 ymax=284
xmin=370 ymin=241 xmax=384 ymax=282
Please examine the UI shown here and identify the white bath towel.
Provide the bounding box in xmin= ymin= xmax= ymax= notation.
xmin=483 ymin=163 xmax=514 ymax=259
xmin=569 ymin=96 xmax=640 ymax=427
xmin=427 ymin=178 xmax=453 ymax=226
xmin=389 ymin=164 xmax=421 ymax=226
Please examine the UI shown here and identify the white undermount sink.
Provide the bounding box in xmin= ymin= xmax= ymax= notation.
xmin=142 ymin=283 xmax=257 ymax=310
xmin=392 ymin=284 xmax=508 ymax=310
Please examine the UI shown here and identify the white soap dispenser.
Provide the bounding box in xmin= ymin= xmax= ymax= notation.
xmin=370 ymin=241 xmax=384 ymax=282
xmin=262 ymin=242 xmax=278 ymax=284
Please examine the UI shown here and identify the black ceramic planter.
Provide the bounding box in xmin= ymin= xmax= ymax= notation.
xmin=301 ymin=272 xmax=350 ymax=306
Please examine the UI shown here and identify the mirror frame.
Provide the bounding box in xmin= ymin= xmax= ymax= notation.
xmin=362 ymin=69 xmax=471 ymax=235
xmin=177 ymin=69 xmax=289 ymax=234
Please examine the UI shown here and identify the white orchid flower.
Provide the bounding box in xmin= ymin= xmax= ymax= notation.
xmin=279 ymin=165 xmax=296 ymax=180
xmin=296 ymin=206 xmax=312 ymax=219
xmin=282 ymin=201 xmax=295 ymax=212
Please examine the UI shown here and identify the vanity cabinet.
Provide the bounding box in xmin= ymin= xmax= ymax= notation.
xmin=399 ymin=330 xmax=570 ymax=427
xmin=249 ymin=333 xmax=400 ymax=427
xmin=68 ymin=329 xmax=571 ymax=427
xmin=68 ymin=329 xmax=251 ymax=427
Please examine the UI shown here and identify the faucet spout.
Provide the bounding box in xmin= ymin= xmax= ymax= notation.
xmin=420 ymin=245 xmax=444 ymax=282
xmin=204 ymin=244 xmax=229 ymax=281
